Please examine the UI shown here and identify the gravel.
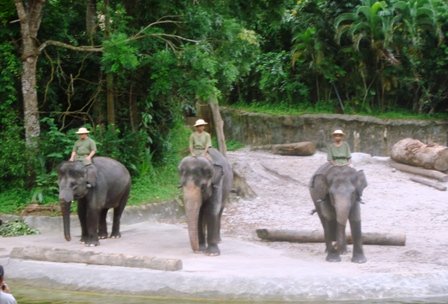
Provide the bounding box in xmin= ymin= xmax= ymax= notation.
xmin=222 ymin=149 xmax=448 ymax=272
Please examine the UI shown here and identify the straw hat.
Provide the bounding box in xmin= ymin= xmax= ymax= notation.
xmin=75 ymin=127 xmax=90 ymax=134
xmin=332 ymin=129 xmax=345 ymax=136
xmin=194 ymin=119 xmax=208 ymax=127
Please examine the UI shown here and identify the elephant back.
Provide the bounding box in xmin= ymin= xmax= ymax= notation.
xmin=92 ymin=157 xmax=131 ymax=189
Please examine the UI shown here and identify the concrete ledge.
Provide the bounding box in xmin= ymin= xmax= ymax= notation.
xmin=10 ymin=247 xmax=182 ymax=272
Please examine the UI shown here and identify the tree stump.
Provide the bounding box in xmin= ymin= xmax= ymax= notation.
xmin=391 ymin=138 xmax=448 ymax=172
xmin=252 ymin=142 xmax=316 ymax=156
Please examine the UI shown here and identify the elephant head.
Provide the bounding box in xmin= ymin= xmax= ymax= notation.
xmin=311 ymin=165 xmax=367 ymax=262
xmin=178 ymin=156 xmax=223 ymax=252
xmin=57 ymin=161 xmax=90 ymax=241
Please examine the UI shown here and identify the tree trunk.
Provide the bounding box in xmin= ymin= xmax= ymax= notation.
xmin=104 ymin=0 xmax=115 ymax=126
xmin=256 ymin=229 xmax=406 ymax=246
xmin=208 ymin=95 xmax=227 ymax=156
xmin=390 ymin=161 xmax=448 ymax=182
xmin=86 ymin=0 xmax=97 ymax=43
xmin=409 ymin=177 xmax=447 ymax=191
xmin=252 ymin=142 xmax=316 ymax=156
xmin=15 ymin=0 xmax=46 ymax=148
xmin=391 ymin=138 xmax=448 ymax=172
xmin=106 ymin=73 xmax=115 ymax=125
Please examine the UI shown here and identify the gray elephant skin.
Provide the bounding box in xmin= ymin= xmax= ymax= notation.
xmin=309 ymin=163 xmax=367 ymax=263
xmin=57 ymin=157 xmax=131 ymax=246
xmin=178 ymin=148 xmax=233 ymax=256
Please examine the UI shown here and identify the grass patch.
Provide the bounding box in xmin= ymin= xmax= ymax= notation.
xmin=229 ymin=101 xmax=448 ymax=120
xmin=0 ymin=189 xmax=32 ymax=214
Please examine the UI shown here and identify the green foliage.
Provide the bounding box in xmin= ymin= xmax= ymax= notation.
xmin=0 ymin=120 xmax=27 ymax=191
xmin=102 ymin=33 xmax=139 ymax=73
xmin=226 ymin=140 xmax=245 ymax=151
xmin=128 ymin=121 xmax=190 ymax=205
xmin=0 ymin=190 xmax=31 ymax=214
xmin=0 ymin=220 xmax=39 ymax=237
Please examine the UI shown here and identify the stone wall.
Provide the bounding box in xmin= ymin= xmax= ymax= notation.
xmin=221 ymin=108 xmax=448 ymax=156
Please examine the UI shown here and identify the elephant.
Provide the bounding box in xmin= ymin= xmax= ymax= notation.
xmin=178 ymin=148 xmax=233 ymax=256
xmin=57 ymin=156 xmax=131 ymax=246
xmin=309 ymin=163 xmax=367 ymax=263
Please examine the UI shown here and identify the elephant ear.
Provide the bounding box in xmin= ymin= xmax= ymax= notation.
xmin=355 ymin=170 xmax=367 ymax=197
xmin=311 ymin=174 xmax=328 ymax=198
xmin=211 ymin=164 xmax=224 ymax=186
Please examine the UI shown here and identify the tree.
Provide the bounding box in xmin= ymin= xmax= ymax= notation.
xmin=335 ymin=0 xmax=400 ymax=111
xmin=14 ymin=0 xmax=45 ymax=148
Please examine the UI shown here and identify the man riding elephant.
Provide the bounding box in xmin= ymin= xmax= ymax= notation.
xmin=69 ymin=127 xmax=97 ymax=188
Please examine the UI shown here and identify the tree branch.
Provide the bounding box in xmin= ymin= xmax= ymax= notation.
xmin=38 ymin=40 xmax=103 ymax=53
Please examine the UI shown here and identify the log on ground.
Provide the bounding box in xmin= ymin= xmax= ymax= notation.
xmin=251 ymin=142 xmax=316 ymax=156
xmin=256 ymin=229 xmax=406 ymax=246
xmin=10 ymin=246 xmax=183 ymax=271
xmin=410 ymin=177 xmax=447 ymax=191
xmin=390 ymin=161 xmax=448 ymax=182
xmin=391 ymin=138 xmax=448 ymax=172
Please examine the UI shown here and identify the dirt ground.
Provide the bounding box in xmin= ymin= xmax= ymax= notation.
xmin=222 ymin=149 xmax=448 ymax=273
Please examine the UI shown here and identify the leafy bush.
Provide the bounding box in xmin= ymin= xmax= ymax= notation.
xmin=0 ymin=220 xmax=39 ymax=237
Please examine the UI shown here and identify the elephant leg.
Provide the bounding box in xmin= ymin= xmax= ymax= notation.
xmin=325 ymin=219 xmax=341 ymax=262
xmin=217 ymin=206 xmax=224 ymax=243
xmin=98 ymin=209 xmax=108 ymax=239
xmin=204 ymin=202 xmax=221 ymax=256
xmin=111 ymin=188 xmax=129 ymax=239
xmin=349 ymin=220 xmax=366 ymax=263
xmin=349 ymin=202 xmax=366 ymax=263
xmin=77 ymin=199 xmax=88 ymax=243
xmin=85 ymin=207 xmax=100 ymax=247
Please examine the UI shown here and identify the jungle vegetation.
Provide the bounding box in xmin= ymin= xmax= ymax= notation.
xmin=1 ymin=0 xmax=447 ymax=212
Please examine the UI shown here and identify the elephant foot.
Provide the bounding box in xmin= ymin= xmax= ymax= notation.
xmin=110 ymin=233 xmax=121 ymax=239
xmin=204 ymin=245 xmax=220 ymax=256
xmin=85 ymin=240 xmax=100 ymax=247
xmin=326 ymin=252 xmax=341 ymax=262
xmin=351 ymin=254 xmax=367 ymax=264
xmin=99 ymin=234 xmax=108 ymax=239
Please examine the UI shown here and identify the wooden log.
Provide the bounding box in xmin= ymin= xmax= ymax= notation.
xmin=256 ymin=229 xmax=406 ymax=246
xmin=390 ymin=161 xmax=448 ymax=182
xmin=391 ymin=138 xmax=448 ymax=172
xmin=252 ymin=141 xmax=316 ymax=156
xmin=410 ymin=177 xmax=447 ymax=191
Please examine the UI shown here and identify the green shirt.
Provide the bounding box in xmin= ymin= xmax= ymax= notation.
xmin=72 ymin=137 xmax=97 ymax=161
xmin=189 ymin=131 xmax=211 ymax=156
xmin=327 ymin=142 xmax=351 ymax=165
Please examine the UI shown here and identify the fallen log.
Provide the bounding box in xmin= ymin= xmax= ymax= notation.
xmin=256 ymin=229 xmax=406 ymax=246
xmin=410 ymin=177 xmax=447 ymax=191
xmin=390 ymin=161 xmax=448 ymax=182
xmin=252 ymin=141 xmax=316 ymax=156
xmin=391 ymin=138 xmax=448 ymax=172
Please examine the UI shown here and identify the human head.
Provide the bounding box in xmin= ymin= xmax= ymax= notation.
xmin=75 ymin=127 xmax=90 ymax=139
xmin=194 ymin=119 xmax=208 ymax=132
xmin=332 ymin=129 xmax=345 ymax=142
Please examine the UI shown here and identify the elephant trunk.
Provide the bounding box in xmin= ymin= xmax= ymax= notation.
xmin=333 ymin=195 xmax=351 ymax=252
xmin=60 ymin=199 xmax=72 ymax=241
xmin=183 ymin=181 xmax=202 ymax=252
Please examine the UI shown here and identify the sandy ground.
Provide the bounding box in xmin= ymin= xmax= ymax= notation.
xmin=223 ymin=149 xmax=448 ymax=273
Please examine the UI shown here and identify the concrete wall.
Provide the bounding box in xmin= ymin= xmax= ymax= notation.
xmin=221 ymin=108 xmax=448 ymax=156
